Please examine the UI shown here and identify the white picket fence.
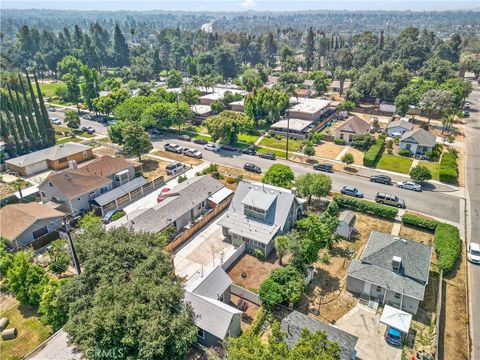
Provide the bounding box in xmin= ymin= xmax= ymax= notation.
xmin=231 ymin=284 xmax=261 ymax=305
xmin=221 ymin=242 xmax=245 ymax=270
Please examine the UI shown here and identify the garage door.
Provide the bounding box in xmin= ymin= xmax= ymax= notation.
xmin=25 ymin=160 xmax=48 ymax=175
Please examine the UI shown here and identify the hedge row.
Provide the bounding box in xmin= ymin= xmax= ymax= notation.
xmin=439 ymin=151 xmax=458 ymax=184
xmin=363 ymin=136 xmax=385 ymax=167
xmin=435 ymin=223 xmax=461 ymax=274
xmin=333 ymin=193 xmax=398 ymax=219
xmin=401 ymin=213 xmax=439 ymax=231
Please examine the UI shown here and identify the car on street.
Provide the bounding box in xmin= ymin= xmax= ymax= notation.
xmin=101 ymin=209 xmax=124 ymax=224
xmin=244 ymin=163 xmax=261 ymax=174
xmin=258 ymin=152 xmax=276 ymax=160
xmin=177 ymin=134 xmax=192 ymax=141
xmin=157 ymin=187 xmax=171 ymax=203
xmin=148 ymin=128 xmax=161 ymax=136
xmin=370 ymin=175 xmax=392 ymax=185
xmin=164 ymin=143 xmax=183 ymax=153
xmin=396 ymin=181 xmax=421 ymax=192
xmin=464 ymin=102 xmax=470 ymax=109
xmin=183 ymin=148 xmax=203 ymax=159
xmin=375 ymin=192 xmax=406 ymax=208
xmin=193 ymin=138 xmax=208 ymax=145
xmin=204 ymin=143 xmax=221 ymax=152
xmin=221 ymin=144 xmax=236 ymax=151
xmin=51 ymin=118 xmax=62 ymax=125
xmin=463 ymin=110 xmax=470 ymax=117
xmin=165 ymin=162 xmax=186 ymax=175
xmin=81 ymin=126 xmax=95 ymax=134
xmin=82 ymin=114 xmax=92 ymax=120
xmin=241 ymin=146 xmax=256 ymax=155
xmin=313 ymin=163 xmax=334 ymax=173
xmin=340 ymin=186 xmax=364 ymax=198
xmin=47 ymin=106 xmax=55 ymax=112
xmin=467 ymin=243 xmax=480 ymax=264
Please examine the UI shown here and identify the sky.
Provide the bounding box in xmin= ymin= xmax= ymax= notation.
xmin=2 ymin=0 xmax=479 ymax=11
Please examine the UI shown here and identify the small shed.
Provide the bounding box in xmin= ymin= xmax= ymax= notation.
xmin=2 ymin=328 xmax=17 ymax=340
xmin=336 ymin=211 xmax=356 ymax=239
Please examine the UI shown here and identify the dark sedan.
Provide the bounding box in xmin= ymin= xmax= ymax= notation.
xmin=244 ymin=163 xmax=261 ymax=174
xmin=340 ymin=186 xmax=364 ymax=198
xmin=370 ymin=175 xmax=392 ymax=185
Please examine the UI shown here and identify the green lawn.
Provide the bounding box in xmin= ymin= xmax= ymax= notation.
xmin=259 ymin=136 xmax=304 ymax=152
xmin=56 ymin=136 xmax=82 ymax=145
xmin=35 ymin=82 xmax=66 ymax=97
xmin=238 ymin=133 xmax=260 ymax=144
xmin=192 ymin=133 xmax=211 ymax=142
xmin=53 ymin=125 xmax=71 ymax=133
xmin=73 ymin=130 xmax=96 ymax=138
xmin=418 ymin=160 xmax=440 ymax=180
xmin=256 ymin=146 xmax=287 ymax=159
xmin=376 ymin=154 xmax=413 ymax=174
xmin=0 ymin=303 xmax=52 ymax=360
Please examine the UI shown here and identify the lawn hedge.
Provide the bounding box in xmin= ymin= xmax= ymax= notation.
xmin=438 ymin=151 xmax=458 ymax=184
xmin=401 ymin=213 xmax=439 ymax=231
xmin=333 ymin=193 xmax=398 ymax=219
xmin=434 ymin=223 xmax=461 ymax=274
xmin=363 ymin=136 xmax=385 ymax=167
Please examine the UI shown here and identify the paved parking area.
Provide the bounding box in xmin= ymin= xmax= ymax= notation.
xmin=335 ymin=304 xmax=401 ymax=360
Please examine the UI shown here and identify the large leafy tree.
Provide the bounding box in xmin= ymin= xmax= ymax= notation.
xmin=262 ymin=164 xmax=295 ymax=188
xmin=122 ymin=122 xmax=153 ymax=161
xmin=274 ymin=235 xmax=291 ymax=266
xmin=204 ymin=110 xmax=252 ymax=144
xmin=59 ymin=226 xmax=197 ymax=359
xmin=295 ymin=173 xmax=332 ymax=204
xmin=244 ymin=87 xmax=289 ymax=125
xmin=420 ymin=89 xmax=455 ymax=121
xmin=39 ymin=278 xmax=70 ymax=331
xmin=259 ymin=266 xmax=305 ymax=308
xmin=410 ymin=165 xmax=432 ymax=183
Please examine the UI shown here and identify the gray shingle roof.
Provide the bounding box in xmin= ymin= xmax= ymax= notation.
xmin=129 ymin=176 xmax=224 ymax=233
xmin=187 ymin=266 xmax=233 ymax=299
xmin=336 ymin=115 xmax=370 ymax=135
xmin=400 ymin=128 xmax=436 ymax=147
xmin=281 ymin=311 xmax=358 ymax=360
xmin=339 ymin=211 xmax=356 ymax=226
xmin=387 ymin=119 xmax=414 ymax=131
xmin=6 ymin=143 xmax=91 ymax=167
xmin=348 ymin=231 xmax=432 ymax=300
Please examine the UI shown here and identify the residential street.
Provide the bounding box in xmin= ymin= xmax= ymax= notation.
xmin=47 ymin=106 xmax=109 ymax=135
xmin=465 ymin=80 xmax=480 ymax=360
xmin=152 ymin=138 xmax=463 ymax=224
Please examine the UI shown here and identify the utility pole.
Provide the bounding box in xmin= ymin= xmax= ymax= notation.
xmin=285 ymin=111 xmax=290 ymax=160
xmin=61 ymin=219 xmax=81 ymax=275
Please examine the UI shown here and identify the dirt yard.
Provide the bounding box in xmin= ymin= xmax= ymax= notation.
xmin=226 ymin=253 xmax=279 ymax=293
xmin=140 ymin=157 xmax=170 ymax=181
xmin=350 ymin=111 xmax=391 ymax=127
xmin=230 ymin=293 xmax=260 ymax=331
xmin=314 ymin=142 xmax=345 ymax=159
xmin=217 ymin=165 xmax=263 ymax=183
xmin=151 ymin=150 xmax=203 ymax=165
xmin=303 ymin=211 xmax=394 ymax=323
xmin=346 ymin=147 xmax=364 ymax=165
xmin=399 ymin=224 xmax=435 ymax=245
xmin=453 ymin=146 xmax=465 ymax=187
xmin=92 ymin=145 xmax=120 ymax=157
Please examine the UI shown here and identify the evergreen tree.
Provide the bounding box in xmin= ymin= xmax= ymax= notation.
xmin=113 ymin=24 xmax=129 ymax=67
xmin=32 ymin=71 xmax=55 ymax=146
xmin=18 ymin=74 xmax=41 ymax=148
xmin=305 ymin=27 xmax=315 ymax=71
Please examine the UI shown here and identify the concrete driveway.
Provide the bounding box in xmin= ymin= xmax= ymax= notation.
xmin=335 ymin=304 xmax=401 ymax=360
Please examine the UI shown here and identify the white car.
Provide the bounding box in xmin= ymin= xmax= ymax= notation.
xmin=51 ymin=118 xmax=62 ymax=125
xmin=47 ymin=106 xmax=55 ymax=112
xmin=468 ymin=243 xmax=480 ymax=264
xmin=183 ymin=148 xmax=203 ymax=159
xmin=204 ymin=143 xmax=221 ymax=152
xmin=391 ymin=131 xmax=402 ymax=138
xmin=164 ymin=143 xmax=183 ymax=153
xmin=396 ymin=181 xmax=422 ymax=192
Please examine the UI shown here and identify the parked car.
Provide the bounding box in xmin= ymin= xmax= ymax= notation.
xmin=149 ymin=128 xmax=161 ymax=136
xmin=390 ymin=131 xmax=402 ymax=138
xmin=165 ymin=162 xmax=185 ymax=175
xmin=157 ymin=187 xmax=171 ymax=203
xmin=82 ymin=114 xmax=92 ymax=120
xmin=51 ymin=118 xmax=62 ymax=125
xmin=375 ymin=192 xmax=406 ymax=208
xmin=385 ymin=327 xmax=402 ymax=347
xmin=370 ymin=175 xmax=392 ymax=185
xmin=244 ymin=163 xmax=261 ymax=174
xmin=258 ymin=152 xmax=276 ymax=160
xmin=164 ymin=143 xmax=183 ymax=153
xmin=107 ymin=120 xmax=116 ymax=126
xmin=47 ymin=106 xmax=55 ymax=112
xmin=193 ymin=138 xmax=208 ymax=145
xmin=204 ymin=143 xmax=221 ymax=152
xmin=340 ymin=186 xmax=364 ymax=198
xmin=467 ymin=243 xmax=480 ymax=264
xmin=313 ymin=163 xmax=334 ymax=173
xmin=396 ymin=181 xmax=421 ymax=192
xmin=183 ymin=148 xmax=203 ymax=159
xmin=241 ymin=146 xmax=256 ymax=156
xmin=221 ymin=144 xmax=236 ymax=151
xmin=81 ymin=126 xmax=95 ymax=134
xmin=464 ymin=102 xmax=471 ymax=109
xmin=463 ymin=110 xmax=470 ymax=117
xmin=101 ymin=209 xmax=124 ymax=224
xmin=177 ymin=134 xmax=192 ymax=141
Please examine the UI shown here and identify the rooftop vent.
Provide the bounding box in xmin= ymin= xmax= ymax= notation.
xmin=64 ymin=174 xmax=72 ymax=181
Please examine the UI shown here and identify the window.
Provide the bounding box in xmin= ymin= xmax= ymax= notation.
xmin=40 ymin=191 xmax=46 ymax=198
xmin=376 ymin=286 xmax=382 ymax=292
xmin=57 ymin=157 xmax=67 ymax=163
xmin=83 ymin=151 xmax=88 ymax=158
xmin=197 ymin=328 xmax=205 ymax=339
xmin=100 ymin=186 xmax=109 ymax=194
xmin=48 ymin=181 xmax=53 ymax=187
xmin=340 ymin=133 xmax=344 ymax=140
xmin=32 ymin=227 xmax=48 ymax=239
xmin=89 ymin=192 xmax=96 ymax=200
xmin=394 ymin=292 xmax=401 ymax=299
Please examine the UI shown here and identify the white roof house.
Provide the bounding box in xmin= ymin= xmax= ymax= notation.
xmin=199 ymin=88 xmax=247 ymax=105
xmin=380 ymin=305 xmax=413 ymax=334
xmin=270 ymin=118 xmax=314 ymax=132
xmin=288 ymin=98 xmax=331 ymax=121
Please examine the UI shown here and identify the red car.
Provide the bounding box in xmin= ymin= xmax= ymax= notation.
xmin=157 ymin=187 xmax=171 ymax=203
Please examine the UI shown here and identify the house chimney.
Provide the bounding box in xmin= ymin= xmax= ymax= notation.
xmin=291 ymin=187 xmax=297 ymax=196
xmin=392 ymin=256 xmax=402 ymax=273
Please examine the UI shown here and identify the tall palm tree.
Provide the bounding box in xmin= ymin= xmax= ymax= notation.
xmin=130 ymin=28 xmax=136 ymax=43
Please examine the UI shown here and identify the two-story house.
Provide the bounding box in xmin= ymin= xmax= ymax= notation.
xmin=38 ymin=156 xmax=141 ymax=214
xmin=346 ymin=231 xmax=432 ymax=314
xmin=218 ymin=181 xmax=305 ymax=258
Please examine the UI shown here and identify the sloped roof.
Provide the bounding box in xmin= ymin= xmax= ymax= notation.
xmin=387 ymin=119 xmax=414 ymax=131
xmin=400 ymin=128 xmax=436 ymax=147
xmin=73 ymin=156 xmax=137 ymax=178
xmin=92 ymin=177 xmax=148 ymax=206
xmin=348 ymin=231 xmax=432 ymax=300
xmin=339 ymin=211 xmax=356 ymax=226
xmin=380 ymin=305 xmax=412 ymax=334
xmin=281 ymin=311 xmax=358 ymax=360
xmin=6 ymin=143 xmax=91 ymax=167
xmin=270 ymin=118 xmax=313 ymax=132
xmin=0 ymin=203 xmax=64 ymax=241
xmin=336 ymin=115 xmax=370 ymax=135
xmin=186 ymin=265 xmax=233 ymax=299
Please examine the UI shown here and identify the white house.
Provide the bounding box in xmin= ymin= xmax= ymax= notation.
xmin=399 ymin=128 xmax=436 ymax=155
xmin=386 ymin=119 xmax=414 ymax=137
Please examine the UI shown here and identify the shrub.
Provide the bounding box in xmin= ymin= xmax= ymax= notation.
xmin=255 ymin=248 xmax=264 ymax=258
xmin=200 ymin=163 xmax=219 ymax=175
xmin=111 ymin=210 xmax=126 ymax=221
xmin=226 ymin=177 xmax=236 ymax=184
xmin=177 ymin=175 xmax=187 ymax=183
xmin=386 ymin=139 xmax=393 ymax=149
xmin=320 ymin=254 xmax=330 ymax=264
xmin=439 ymin=151 xmax=458 ymax=184
xmin=401 ymin=213 xmax=439 ymax=231
xmin=363 ymin=136 xmax=385 ymax=167
xmin=334 ymin=193 xmax=398 ymax=219
xmin=341 ymin=153 xmax=354 ymax=165
xmin=352 ymin=134 xmax=376 ymax=151
xmin=435 ymin=223 xmax=461 ymax=274
xmin=334 ymin=138 xmax=346 ymax=145
xmin=398 ymin=148 xmax=412 ymax=157
xmin=410 ymin=165 xmax=432 ymax=183
xmin=303 ymin=142 xmax=315 ymax=156
xmin=309 ymin=132 xmax=324 ymax=144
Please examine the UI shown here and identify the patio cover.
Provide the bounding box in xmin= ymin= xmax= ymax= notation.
xmin=379 ymin=305 xmax=412 ymax=334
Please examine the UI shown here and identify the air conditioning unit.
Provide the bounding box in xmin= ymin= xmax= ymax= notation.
xmin=114 ymin=169 xmax=129 ymax=185
xmin=68 ymin=160 xmax=78 ymax=169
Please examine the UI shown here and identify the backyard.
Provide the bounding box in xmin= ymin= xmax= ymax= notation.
xmin=140 ymin=156 xmax=170 ymax=180
xmin=226 ymin=253 xmax=279 ymax=293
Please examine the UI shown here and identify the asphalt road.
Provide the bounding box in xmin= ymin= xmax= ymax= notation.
xmin=465 ymin=80 xmax=480 ymax=360
xmin=47 ymin=106 xmax=109 ymax=135
xmin=152 ymin=137 xmax=462 ymax=223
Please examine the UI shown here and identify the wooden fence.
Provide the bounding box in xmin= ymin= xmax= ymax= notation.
xmin=432 ymin=269 xmax=444 ymax=359
xmin=164 ymin=196 xmax=232 ymax=253
xmin=231 ymin=284 xmax=261 ymax=305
